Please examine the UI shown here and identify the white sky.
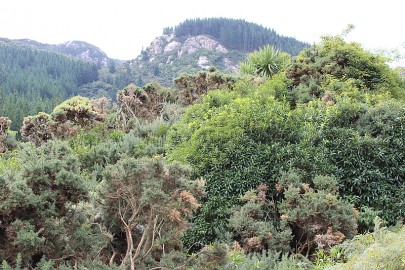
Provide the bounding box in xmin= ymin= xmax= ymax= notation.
xmin=1 ymin=0 xmax=404 ymax=60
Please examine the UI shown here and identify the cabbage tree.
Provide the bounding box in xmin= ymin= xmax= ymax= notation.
xmin=240 ymin=45 xmax=291 ymax=77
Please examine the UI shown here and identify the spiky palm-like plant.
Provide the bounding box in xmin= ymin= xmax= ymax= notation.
xmin=240 ymin=45 xmax=290 ymax=77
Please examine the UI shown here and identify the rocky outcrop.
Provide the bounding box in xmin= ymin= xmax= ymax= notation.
xmin=178 ymin=36 xmax=228 ymax=57
xmin=122 ymin=32 xmax=245 ymax=86
xmin=197 ymin=56 xmax=210 ymax=69
xmin=145 ymin=34 xmax=229 ymax=58
xmin=137 ymin=34 xmax=238 ymax=72
xmin=164 ymin=40 xmax=182 ymax=53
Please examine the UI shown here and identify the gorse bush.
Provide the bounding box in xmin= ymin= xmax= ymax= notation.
xmin=21 ymin=96 xmax=106 ymax=146
xmin=286 ymin=35 xmax=405 ymax=104
xmin=174 ymin=69 xmax=237 ymax=105
xmin=0 ymin=141 xmax=104 ymax=267
xmin=100 ymin=156 xmax=205 ymax=269
xmin=0 ymin=116 xmax=13 ymax=153
xmin=228 ymin=172 xmax=357 ymax=257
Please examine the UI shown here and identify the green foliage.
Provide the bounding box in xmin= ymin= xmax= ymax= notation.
xmin=286 ymin=35 xmax=405 ymax=105
xmin=324 ymin=218 xmax=405 ymax=270
xmin=240 ymin=45 xmax=291 ymax=77
xmin=312 ymin=246 xmax=346 ymax=269
xmin=77 ymin=81 xmax=116 ymax=100
xmin=0 ymin=39 xmax=98 ymax=130
xmin=166 ymin=81 xmax=331 ymax=246
xmin=174 ymin=18 xmax=309 ymax=55
xmin=224 ymin=250 xmax=310 ymax=270
xmin=356 ymin=206 xmax=382 ymax=232
xmin=21 ymin=97 xmax=106 ymax=145
xmin=100 ymin=156 xmax=204 ymax=268
xmin=0 ymin=116 xmax=15 ymax=153
xmin=228 ymin=184 xmax=293 ymax=254
xmin=58 ymin=260 xmax=121 ymax=270
xmin=167 ymin=60 xmax=404 ymax=247
xmin=52 ymin=96 xmax=99 ymax=124
xmin=227 ymin=172 xmax=356 ymax=258
xmin=174 ymin=70 xmax=237 ymax=105
xmin=1 ymin=26 xmax=404 ymax=270
xmin=278 ymin=172 xmax=357 ymax=255
xmin=189 ymin=242 xmax=229 ymax=270
xmin=323 ymin=99 xmax=404 ymax=224
xmin=0 ymin=150 xmax=20 ymax=174
xmin=0 ymin=141 xmax=105 ymax=268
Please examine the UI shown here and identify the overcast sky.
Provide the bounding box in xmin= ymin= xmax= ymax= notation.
xmin=1 ymin=0 xmax=404 ymax=60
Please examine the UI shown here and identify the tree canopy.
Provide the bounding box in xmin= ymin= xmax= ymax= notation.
xmin=172 ymin=18 xmax=309 ymax=55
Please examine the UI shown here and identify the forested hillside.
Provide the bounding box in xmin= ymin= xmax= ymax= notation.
xmin=115 ymin=18 xmax=310 ymax=87
xmin=0 ymin=18 xmax=310 ymax=132
xmin=0 ymin=39 xmax=99 ymax=130
xmin=169 ymin=18 xmax=309 ymax=54
xmin=0 ymin=30 xmax=404 ymax=269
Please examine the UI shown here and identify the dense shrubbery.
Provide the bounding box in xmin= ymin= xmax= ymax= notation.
xmin=0 ymin=141 xmax=98 ymax=265
xmin=1 ymin=34 xmax=404 ymax=269
xmin=285 ymin=35 xmax=405 ymax=104
xmin=174 ymin=69 xmax=237 ymax=105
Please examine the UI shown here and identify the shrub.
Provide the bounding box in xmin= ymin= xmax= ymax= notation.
xmin=100 ymin=156 xmax=204 ymax=269
xmin=324 ymin=218 xmax=405 ymax=270
xmin=0 ymin=116 xmax=13 ymax=153
xmin=0 ymin=141 xmax=104 ymax=267
xmin=223 ymin=249 xmax=310 ymax=270
xmin=228 ymin=172 xmax=357 ymax=257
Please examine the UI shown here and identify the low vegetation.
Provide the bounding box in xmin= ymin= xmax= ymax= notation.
xmin=0 ymin=30 xmax=404 ymax=269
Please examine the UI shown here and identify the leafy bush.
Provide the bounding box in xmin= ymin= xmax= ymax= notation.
xmin=323 ymin=99 xmax=404 ymax=224
xmin=167 ymin=68 xmax=403 ymax=248
xmin=167 ymin=83 xmax=330 ymax=246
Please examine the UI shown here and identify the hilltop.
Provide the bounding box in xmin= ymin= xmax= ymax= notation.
xmin=3 ymin=38 xmax=112 ymax=67
xmin=114 ymin=18 xmax=310 ymax=86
